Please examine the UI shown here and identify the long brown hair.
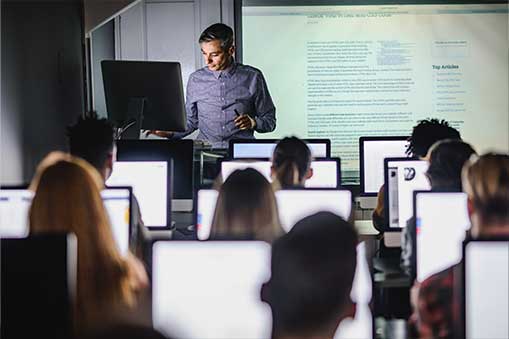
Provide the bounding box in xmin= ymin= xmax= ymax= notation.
xmin=29 ymin=152 xmax=136 ymax=331
xmin=211 ymin=168 xmax=283 ymax=243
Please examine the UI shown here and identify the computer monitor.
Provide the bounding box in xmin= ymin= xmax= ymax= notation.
xmin=335 ymin=242 xmax=374 ymax=339
xmin=0 ymin=187 xmax=32 ymax=238
xmin=152 ymin=241 xmax=272 ymax=339
xmin=384 ymin=158 xmax=430 ymax=230
xmin=116 ymin=140 xmax=194 ymax=211
xmin=101 ymin=60 xmax=186 ymax=138
xmin=106 ymin=160 xmax=172 ymax=229
xmin=229 ymin=138 xmax=331 ymax=158
xmin=413 ymin=191 xmax=470 ymax=282
xmin=195 ymin=189 xmax=219 ymax=241
xmin=359 ymin=136 xmax=409 ymax=196
xmin=275 ymin=189 xmax=352 ymax=232
xmin=463 ymin=240 xmax=509 ymax=339
xmin=1 ymin=234 xmax=77 ymax=339
xmin=101 ymin=187 xmax=132 ymax=256
xmin=220 ymin=158 xmax=341 ymax=188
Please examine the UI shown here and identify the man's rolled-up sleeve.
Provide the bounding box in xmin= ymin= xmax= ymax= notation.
xmin=253 ymin=72 xmax=276 ymax=133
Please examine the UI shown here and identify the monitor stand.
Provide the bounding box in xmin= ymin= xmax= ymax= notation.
xmin=115 ymin=97 xmax=146 ymax=140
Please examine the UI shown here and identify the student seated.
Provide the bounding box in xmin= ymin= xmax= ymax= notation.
xmin=401 ymin=139 xmax=477 ymax=272
xmin=372 ymin=119 xmax=461 ymax=230
xmin=261 ymin=212 xmax=358 ymax=339
xmin=271 ymin=136 xmax=313 ymax=190
xmin=67 ymin=112 xmax=146 ymax=258
xmin=413 ymin=153 xmax=509 ymax=338
xmin=29 ymin=152 xmax=148 ymax=334
xmin=210 ymin=168 xmax=284 ymax=243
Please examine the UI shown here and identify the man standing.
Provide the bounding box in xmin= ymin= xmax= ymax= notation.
xmin=150 ymin=23 xmax=276 ymax=148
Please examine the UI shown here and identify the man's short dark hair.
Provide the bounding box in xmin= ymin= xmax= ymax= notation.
xmin=406 ymin=118 xmax=461 ymax=158
xmin=67 ymin=112 xmax=115 ymax=171
xmin=426 ymin=139 xmax=476 ymax=191
xmin=199 ymin=23 xmax=234 ymax=51
xmin=265 ymin=212 xmax=358 ymax=335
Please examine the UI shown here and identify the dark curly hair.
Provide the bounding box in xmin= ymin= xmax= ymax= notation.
xmin=406 ymin=118 xmax=461 ymax=158
xmin=67 ymin=112 xmax=115 ymax=171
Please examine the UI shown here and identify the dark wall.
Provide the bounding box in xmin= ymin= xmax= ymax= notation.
xmin=1 ymin=1 xmax=85 ymax=184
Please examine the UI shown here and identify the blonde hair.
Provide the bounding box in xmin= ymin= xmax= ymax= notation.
xmin=462 ymin=153 xmax=509 ymax=225
xmin=211 ymin=168 xmax=283 ymax=243
xmin=29 ymin=152 xmax=136 ymax=331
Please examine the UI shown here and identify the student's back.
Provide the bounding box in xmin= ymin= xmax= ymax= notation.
xmin=29 ymin=152 xmax=147 ymax=334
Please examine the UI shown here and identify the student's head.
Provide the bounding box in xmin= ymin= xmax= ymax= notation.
xmin=462 ymin=153 xmax=509 ymax=238
xmin=211 ymin=168 xmax=283 ymax=243
xmin=262 ymin=212 xmax=358 ymax=338
xmin=199 ymin=23 xmax=234 ymax=71
xmin=425 ymin=139 xmax=477 ymax=191
xmin=67 ymin=112 xmax=116 ymax=182
xmin=271 ymin=136 xmax=312 ymax=189
xmin=29 ymin=152 xmax=135 ymax=330
xmin=406 ymin=119 xmax=461 ymax=158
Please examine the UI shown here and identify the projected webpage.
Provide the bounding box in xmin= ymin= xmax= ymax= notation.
xmin=243 ymin=4 xmax=509 ymax=180
xmin=101 ymin=189 xmax=131 ymax=256
xmin=465 ymin=241 xmax=509 ymax=339
xmin=107 ymin=161 xmax=168 ymax=227
xmin=362 ymin=139 xmax=408 ymax=194
xmin=415 ymin=192 xmax=470 ymax=282
xmin=152 ymin=241 xmax=272 ymax=339
xmin=233 ymin=142 xmax=328 ymax=158
xmin=386 ymin=159 xmax=430 ymax=228
xmin=0 ymin=189 xmax=33 ymax=238
xmin=275 ymin=189 xmax=351 ymax=231
xmin=221 ymin=160 xmax=339 ymax=187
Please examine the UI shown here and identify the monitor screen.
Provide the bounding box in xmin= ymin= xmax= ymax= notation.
xmin=275 ymin=189 xmax=352 ymax=231
xmin=106 ymin=161 xmax=169 ymax=227
xmin=241 ymin=2 xmax=509 ymax=182
xmin=0 ymin=189 xmax=33 ymax=238
xmin=101 ymin=188 xmax=131 ymax=256
xmin=360 ymin=137 xmax=409 ymax=195
xmin=116 ymin=140 xmax=193 ymax=211
xmin=196 ymin=189 xmax=219 ymax=241
xmin=386 ymin=159 xmax=430 ymax=229
xmin=415 ymin=192 xmax=470 ymax=282
xmin=231 ymin=139 xmax=329 ymax=158
xmin=221 ymin=159 xmax=340 ymax=188
xmin=152 ymin=241 xmax=272 ymax=339
xmin=465 ymin=241 xmax=509 ymax=339
xmin=335 ymin=242 xmax=373 ymax=339
xmin=221 ymin=160 xmax=272 ymax=182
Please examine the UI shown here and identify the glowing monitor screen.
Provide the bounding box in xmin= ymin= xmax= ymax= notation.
xmin=106 ymin=161 xmax=168 ymax=227
xmin=101 ymin=189 xmax=131 ymax=256
xmin=415 ymin=192 xmax=470 ymax=282
xmin=196 ymin=189 xmax=219 ymax=241
xmin=232 ymin=142 xmax=328 ymax=158
xmin=221 ymin=161 xmax=272 ymax=182
xmin=0 ymin=189 xmax=33 ymax=238
xmin=465 ymin=241 xmax=509 ymax=339
xmin=335 ymin=241 xmax=373 ymax=339
xmin=386 ymin=159 xmax=430 ymax=228
xmin=221 ymin=160 xmax=339 ymax=188
xmin=361 ymin=138 xmax=409 ymax=195
xmin=152 ymin=241 xmax=272 ymax=339
xmin=275 ymin=189 xmax=352 ymax=232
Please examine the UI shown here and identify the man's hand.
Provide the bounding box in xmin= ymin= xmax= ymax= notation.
xmin=234 ymin=114 xmax=256 ymax=130
xmin=144 ymin=130 xmax=174 ymax=138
